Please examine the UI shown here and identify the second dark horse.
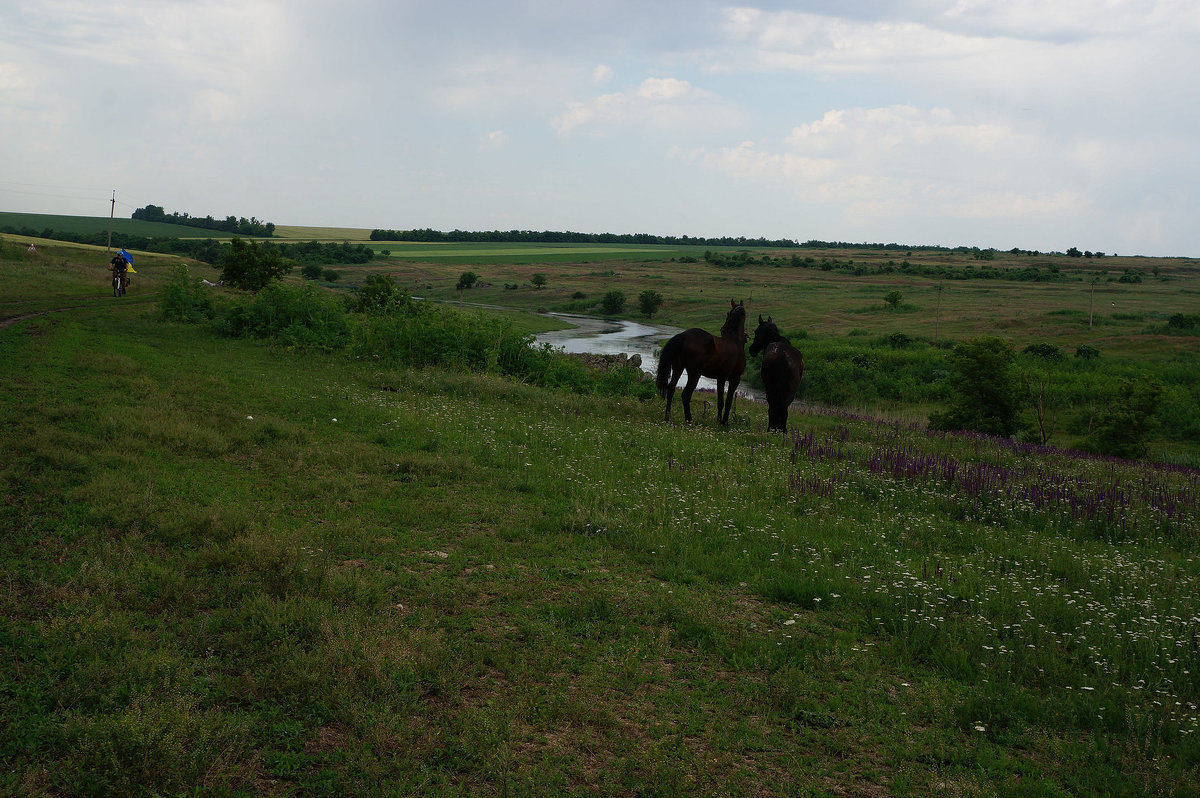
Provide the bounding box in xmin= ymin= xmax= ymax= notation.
xmin=655 ymin=299 xmax=747 ymax=425
xmin=749 ymin=315 xmax=805 ymax=432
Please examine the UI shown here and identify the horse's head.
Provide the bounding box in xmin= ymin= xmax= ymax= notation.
xmin=749 ymin=314 xmax=780 ymax=356
xmin=721 ymin=299 xmax=747 ymax=339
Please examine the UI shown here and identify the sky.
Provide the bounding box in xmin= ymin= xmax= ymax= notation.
xmin=2 ymin=0 xmax=1198 ymax=256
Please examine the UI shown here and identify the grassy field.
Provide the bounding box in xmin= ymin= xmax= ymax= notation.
xmin=0 ymin=211 xmax=233 ymax=241
xmin=2 ymin=234 xmax=1199 ymax=795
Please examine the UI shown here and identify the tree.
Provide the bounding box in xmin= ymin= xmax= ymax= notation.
xmin=456 ymin=271 xmax=479 ymax=290
xmin=345 ymin=274 xmax=410 ymax=314
xmin=928 ymin=337 xmax=1022 ymax=437
xmin=531 ymin=273 xmax=547 ymax=288
xmin=1081 ymin=378 xmax=1162 ymax=459
xmin=600 ymin=290 xmax=626 ymax=315
xmin=884 ymin=290 xmax=902 ymax=310
xmin=219 ymin=237 xmax=290 ymax=291
xmin=638 ymin=289 xmax=664 ymax=318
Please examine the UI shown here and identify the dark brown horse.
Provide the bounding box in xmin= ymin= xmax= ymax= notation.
xmin=655 ymin=299 xmax=747 ymax=424
xmin=749 ymin=315 xmax=804 ymax=432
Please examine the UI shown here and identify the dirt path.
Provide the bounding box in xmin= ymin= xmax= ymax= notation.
xmin=0 ymin=295 xmax=157 ymax=331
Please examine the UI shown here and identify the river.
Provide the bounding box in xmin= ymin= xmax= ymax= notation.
xmin=534 ymin=313 xmax=762 ymax=401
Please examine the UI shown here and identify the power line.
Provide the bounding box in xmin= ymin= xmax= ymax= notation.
xmin=0 ymin=187 xmax=111 ymax=203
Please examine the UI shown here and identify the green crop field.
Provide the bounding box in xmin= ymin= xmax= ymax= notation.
xmin=2 ymin=234 xmax=1199 ymax=795
xmin=0 ymin=211 xmax=229 ymax=240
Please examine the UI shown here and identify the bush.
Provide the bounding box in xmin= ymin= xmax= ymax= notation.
xmin=1167 ymin=313 xmax=1199 ymax=331
xmin=1023 ymin=342 xmax=1064 ymax=361
xmin=1079 ymin=378 xmax=1162 ymax=459
xmin=158 ymin=265 xmax=217 ymax=323
xmin=344 ymin=274 xmax=411 ymax=315
xmin=214 ymin=283 xmax=350 ymax=350
xmin=1075 ymin=344 xmax=1100 ymax=360
xmin=600 ymin=290 xmax=626 ymax=315
xmin=300 ymin=263 xmax=323 ymax=280
xmin=322 ymin=269 xmax=341 ymax=282
xmin=219 ymin=237 xmax=291 ymax=291
xmin=928 ymin=337 xmax=1022 ymax=437
xmin=638 ymin=290 xmax=664 ymax=318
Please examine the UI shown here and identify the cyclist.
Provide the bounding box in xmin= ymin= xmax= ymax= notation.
xmin=109 ymin=253 xmax=129 ymax=295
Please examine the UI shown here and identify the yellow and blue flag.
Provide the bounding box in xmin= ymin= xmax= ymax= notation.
xmin=118 ymin=248 xmax=136 ymax=273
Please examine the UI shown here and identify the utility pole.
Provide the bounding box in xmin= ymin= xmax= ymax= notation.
xmin=934 ymin=283 xmax=943 ymax=344
xmin=105 ymin=190 xmax=115 ymax=255
xmin=1088 ymin=274 xmax=1099 ymax=330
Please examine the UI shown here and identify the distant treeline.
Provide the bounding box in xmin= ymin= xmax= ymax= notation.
xmin=368 ymin=229 xmax=1061 ymax=255
xmin=132 ymin=205 xmax=276 ymax=237
xmin=369 ymin=228 xmax=803 ymax=248
xmin=2 ymin=225 xmax=371 ymax=266
xmin=704 ymin=250 xmax=1069 ymax=282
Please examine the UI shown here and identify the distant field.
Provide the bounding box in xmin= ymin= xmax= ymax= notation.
xmin=272 ymin=224 xmax=375 ymax=241
xmin=371 ymin=242 xmax=709 ymax=263
xmin=0 ymin=211 xmax=224 ymax=240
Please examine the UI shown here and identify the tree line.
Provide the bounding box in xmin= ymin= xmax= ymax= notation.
xmin=132 ymin=205 xmax=276 ymax=237
xmin=0 ymin=224 xmax=372 ymax=268
xmin=369 ymin=228 xmax=802 ymax=248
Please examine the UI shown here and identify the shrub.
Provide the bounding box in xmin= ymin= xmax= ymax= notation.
xmin=219 ymin=237 xmax=291 ymax=291
xmin=1075 ymin=344 xmax=1100 ymax=360
xmin=344 ymin=274 xmax=411 ymax=315
xmin=600 ymin=290 xmax=626 ymax=315
xmin=1167 ymin=313 xmax=1199 ymax=331
xmin=158 ymin=265 xmax=216 ymax=323
xmin=928 ymin=337 xmax=1022 ymax=437
xmin=300 ymin=263 xmax=323 ymax=280
xmin=1023 ymin=343 xmax=1064 ymax=361
xmin=1079 ymin=378 xmax=1163 ymax=459
xmin=638 ymin=290 xmax=664 ymax=318
xmin=214 ymin=283 xmax=350 ymax=350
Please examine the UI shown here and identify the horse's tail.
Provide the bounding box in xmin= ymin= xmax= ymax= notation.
xmin=655 ymin=334 xmax=683 ymax=397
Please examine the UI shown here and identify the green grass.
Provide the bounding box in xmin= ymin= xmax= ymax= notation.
xmin=0 ymin=211 xmax=232 ymax=240
xmin=2 ymin=236 xmax=1200 ymax=795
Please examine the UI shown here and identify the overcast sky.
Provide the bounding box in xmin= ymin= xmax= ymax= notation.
xmin=2 ymin=1 xmax=1198 ymax=255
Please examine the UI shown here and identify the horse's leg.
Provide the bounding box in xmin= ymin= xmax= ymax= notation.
xmin=768 ymin=402 xmax=783 ymax=432
xmin=723 ymin=377 xmax=740 ymax=425
xmin=715 ymin=379 xmax=726 ymax=424
xmin=680 ymin=371 xmax=701 ymax=423
xmin=663 ymin=367 xmax=678 ymax=421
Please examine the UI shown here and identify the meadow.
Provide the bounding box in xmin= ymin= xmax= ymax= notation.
xmin=2 ymin=233 xmax=1199 ymax=795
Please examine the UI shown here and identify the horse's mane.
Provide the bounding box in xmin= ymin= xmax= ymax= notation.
xmin=721 ymin=304 xmax=746 ymax=336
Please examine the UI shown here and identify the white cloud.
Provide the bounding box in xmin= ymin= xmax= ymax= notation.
xmin=482 ymin=130 xmax=508 ymax=149
xmin=552 ymin=77 xmax=735 ymax=135
xmin=672 ymin=105 xmax=1092 ymax=222
xmin=593 ymin=64 xmax=614 ymax=85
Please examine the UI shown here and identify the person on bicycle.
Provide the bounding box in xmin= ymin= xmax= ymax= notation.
xmin=110 ymin=253 xmax=129 ymax=294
